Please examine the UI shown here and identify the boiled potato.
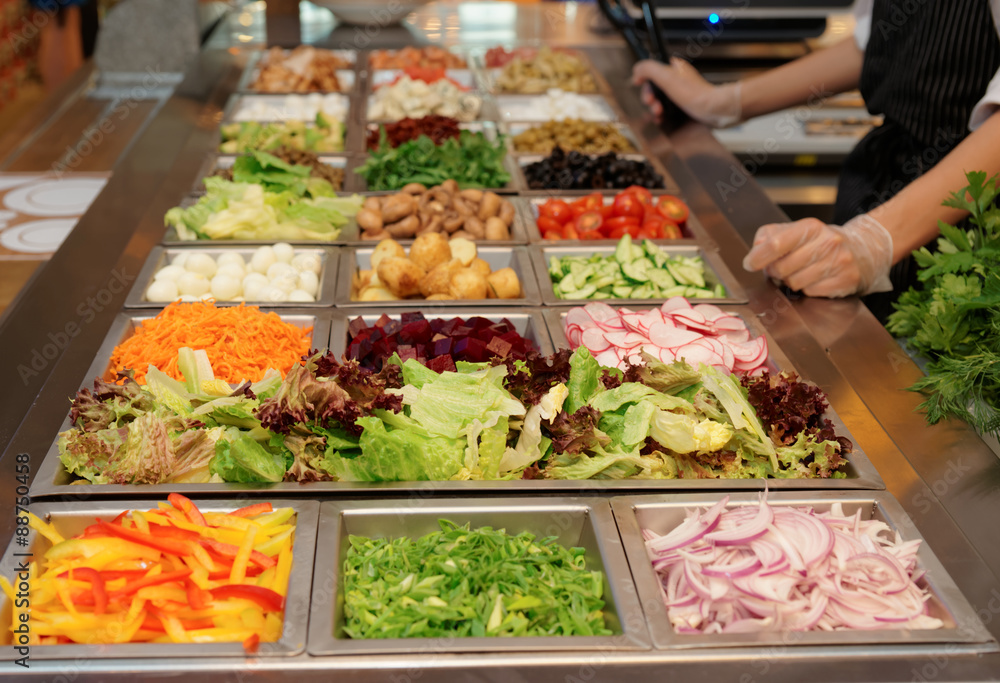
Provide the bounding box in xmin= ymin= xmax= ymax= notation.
xmin=359 ymin=286 xmax=398 ymax=301
xmin=370 ymin=239 xmax=406 ymax=271
xmin=409 ymin=232 xmax=452 ymax=273
xmin=420 ymin=259 xmax=462 ymax=297
xmin=469 ymin=258 xmax=491 ymax=277
xmin=377 ymin=257 xmax=425 ymax=298
xmin=449 ymin=268 xmax=489 ymax=300
xmin=487 ymin=267 xmax=521 ymax=299
xmin=449 ymin=237 xmax=477 ymax=266
xmin=426 ymin=293 xmax=455 ymax=300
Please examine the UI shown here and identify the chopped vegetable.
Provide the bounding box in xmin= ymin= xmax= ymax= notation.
xmin=250 ymin=46 xmax=351 ymax=93
xmin=342 ymin=520 xmax=609 ymax=639
xmin=369 ymin=46 xmax=466 ymax=70
xmin=219 ymin=117 xmax=345 ymax=155
xmin=495 ymin=47 xmax=596 ymax=94
xmin=366 ymin=115 xmax=462 ymax=150
xmin=368 ymin=77 xmax=481 ymax=122
xmin=1 ymin=499 xmax=295 ymax=647
xmin=643 ymin=494 xmax=943 ymax=633
xmin=536 ymin=188 xmax=686 ymax=241
xmin=108 ymin=300 xmax=313 ymax=384
xmin=547 ymin=235 xmax=724 ymax=300
xmin=514 ymin=119 xmax=635 ymax=155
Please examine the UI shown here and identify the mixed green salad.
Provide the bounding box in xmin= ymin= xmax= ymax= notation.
xmin=219 ymin=114 xmax=345 ymax=154
xmin=59 ymin=345 xmax=851 ymax=485
xmin=166 ymin=150 xmax=362 ymax=241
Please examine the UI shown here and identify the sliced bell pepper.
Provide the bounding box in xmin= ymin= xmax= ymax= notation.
xmin=168 ymin=493 xmax=206 ymax=527
xmin=211 ymin=585 xmax=285 ymax=612
xmin=98 ymin=522 xmax=196 ymax=557
xmin=243 ymin=632 xmax=260 ymax=653
xmin=108 ymin=570 xmax=192 ymax=600
xmin=65 ymin=567 xmax=107 ymax=615
xmin=186 ymin=579 xmax=211 ymax=610
xmin=229 ymin=503 xmax=273 ymax=519
xmin=200 ymin=538 xmax=276 ymax=569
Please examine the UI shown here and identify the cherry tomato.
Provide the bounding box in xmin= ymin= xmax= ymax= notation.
xmin=607 ymin=225 xmax=630 ymax=239
xmin=539 ymin=199 xmax=572 ymax=223
xmin=543 ymin=230 xmax=563 ymax=240
xmin=622 ymin=186 xmax=653 ymax=206
xmin=613 ymin=193 xmax=645 ymax=219
xmin=656 ymin=195 xmax=690 ymax=223
xmin=562 ymin=224 xmax=580 ymax=240
xmin=635 ymin=227 xmax=657 ymax=240
xmin=662 ymin=222 xmax=683 ymax=239
xmin=642 ymin=215 xmax=666 ymax=239
xmin=578 ymin=229 xmax=604 ymax=240
xmin=575 ymin=211 xmax=604 ymax=234
xmin=570 ymin=193 xmax=603 ymax=218
xmin=537 ymin=216 xmax=563 ymax=234
xmin=599 ymin=204 xmax=615 ymax=219
xmin=605 ymin=216 xmax=640 ymax=230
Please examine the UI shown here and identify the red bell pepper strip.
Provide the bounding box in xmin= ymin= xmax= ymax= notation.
xmin=208 ymin=564 xmax=264 ymax=581
xmin=147 ymin=524 xmax=202 ymax=542
xmin=185 ymin=579 xmax=211 ymax=611
xmin=107 ymin=569 xmax=192 ymax=600
xmin=110 ymin=511 xmax=129 ymax=525
xmin=243 ymin=633 xmax=260 ymax=654
xmin=98 ymin=522 xmax=196 ymax=557
xmin=64 ymin=567 xmax=107 ymax=615
xmin=210 ymin=585 xmax=285 ymax=612
xmin=168 ymin=493 xmax=207 ymax=526
xmin=229 ymin=503 xmax=273 ymax=518
xmin=200 ymin=538 xmax=276 ymax=569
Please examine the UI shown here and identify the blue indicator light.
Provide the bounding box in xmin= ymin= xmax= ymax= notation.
xmin=708 ymin=12 xmax=720 ymax=24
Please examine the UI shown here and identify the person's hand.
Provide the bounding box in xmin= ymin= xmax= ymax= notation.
xmin=742 ymin=214 xmax=894 ymax=298
xmin=632 ymin=57 xmax=742 ymax=128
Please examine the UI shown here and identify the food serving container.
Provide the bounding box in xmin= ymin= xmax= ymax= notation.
xmin=192 ymin=154 xmax=352 ymax=195
xmin=223 ymin=93 xmax=352 ymax=123
xmin=237 ymin=48 xmax=359 ymax=94
xmin=530 ymin=242 xmax=748 ymax=306
xmin=513 ymin=152 xmax=678 ymax=196
xmin=611 ymin=492 xmax=996 ymax=653
xmin=473 ymin=49 xmax=611 ymax=97
xmin=329 ymin=308 xmax=554 ymax=362
xmin=369 ymin=68 xmax=476 ymax=90
xmin=503 ymin=120 xmax=642 ymax=157
xmin=0 ymin=499 xmax=320 ymax=659
xmin=335 ymin=245 xmax=541 ymax=307
xmin=350 ymin=153 xmax=525 ymax=195
xmin=307 ymin=497 xmax=650 ymax=655
xmin=363 ymin=90 xmax=498 ymax=124
xmin=124 ymin=246 xmax=338 ymax=309
xmin=494 ymin=94 xmax=619 ymax=123
xmin=522 ymin=194 xmax=701 ymax=242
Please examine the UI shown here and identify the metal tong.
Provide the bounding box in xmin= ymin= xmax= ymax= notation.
xmin=596 ymin=0 xmax=689 ymax=129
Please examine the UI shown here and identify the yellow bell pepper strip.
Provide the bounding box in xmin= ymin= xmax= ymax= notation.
xmin=210 ymin=585 xmax=285 ymax=612
xmin=168 ymin=493 xmax=207 ymax=526
xmin=230 ymin=502 xmax=273 ymax=518
xmin=230 ymin=525 xmax=258 ymax=584
xmin=27 ymin=512 xmax=65 ymax=545
xmin=107 ymin=569 xmax=192 ymax=600
xmin=98 ymin=522 xmax=196 ymax=557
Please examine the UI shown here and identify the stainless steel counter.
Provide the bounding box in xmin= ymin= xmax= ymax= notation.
xmin=1 ymin=3 xmax=1000 ymax=681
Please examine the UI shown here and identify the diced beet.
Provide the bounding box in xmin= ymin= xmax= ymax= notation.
xmin=375 ymin=314 xmax=392 ymax=328
xmin=348 ymin=317 xmax=369 ymax=338
xmin=452 ymin=325 xmax=472 ymax=338
xmin=439 ymin=317 xmax=463 ymax=336
xmin=487 ymin=336 xmax=514 ymax=358
xmin=397 ymin=346 xmax=418 ymax=361
xmin=426 ymin=355 xmax=457 ymax=373
xmin=467 ymin=317 xmax=490 ymax=331
xmin=400 ymin=311 xmax=425 ymax=325
xmin=429 ymin=318 xmax=445 ymax=334
xmin=383 ymin=319 xmax=402 ymax=337
xmin=433 ymin=337 xmax=453 ymax=357
xmin=431 ymin=333 xmax=447 ymax=342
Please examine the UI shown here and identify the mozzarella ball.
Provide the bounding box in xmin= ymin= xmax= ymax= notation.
xmin=170 ymin=253 xmax=189 ymax=269
xmin=297 ymin=270 xmax=319 ymax=296
xmin=288 ymin=289 xmax=316 ymax=302
xmin=153 ymin=264 xmax=186 ymax=282
xmin=272 ymin=242 xmax=295 ymax=264
xmin=270 ymin=271 xmax=298 ymax=294
xmin=146 ymin=279 xmax=179 ymax=302
xmin=291 ymin=252 xmax=322 ymax=275
xmin=260 ymin=285 xmax=288 ymax=302
xmin=185 ymin=253 xmax=218 ymax=278
xmin=250 ymin=246 xmax=277 ymax=274
xmin=266 ymin=261 xmax=296 ymax=281
xmin=216 ymin=263 xmax=246 ymax=282
xmin=176 ymin=272 xmax=210 ymax=297
xmin=216 ymin=252 xmax=246 ymax=270
xmin=210 ymin=274 xmax=242 ymax=300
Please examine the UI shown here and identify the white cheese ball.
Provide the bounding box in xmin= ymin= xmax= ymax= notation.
xmin=270 ymin=271 xmax=298 ymax=294
xmin=242 ymin=272 xmax=269 ymax=299
xmin=216 ymin=263 xmax=246 ymax=282
xmin=266 ymin=261 xmax=296 ymax=281
xmin=260 ymin=285 xmax=288 ymax=302
xmin=210 ymin=274 xmax=242 ymax=301
xmin=146 ymin=279 xmax=179 ymax=302
xmin=216 ymin=252 xmax=246 ymax=270
xmin=153 ymin=264 xmax=186 ymax=282
xmin=291 ymin=252 xmax=322 ymax=275
xmin=288 ymin=289 xmax=316 ymax=302
xmin=250 ymin=246 xmax=277 ymax=274
xmin=185 ymin=253 xmax=218 ymax=278
xmin=272 ymin=242 xmax=295 ymax=264
xmin=170 ymin=252 xmax=189 ymax=269
xmin=176 ymin=272 xmax=210 ymax=297
xmin=297 ymin=270 xmax=319 ymax=297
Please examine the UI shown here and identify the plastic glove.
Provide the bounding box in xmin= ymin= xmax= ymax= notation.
xmin=742 ymin=214 xmax=894 ymax=298
xmin=632 ymin=57 xmax=742 ymax=128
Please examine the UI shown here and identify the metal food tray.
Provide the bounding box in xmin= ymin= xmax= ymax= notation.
xmin=0 ymin=499 xmax=320 ymax=659
xmin=495 ymin=94 xmax=619 ymax=123
xmin=335 ymin=245 xmax=541 ymax=307
xmin=307 ymin=497 xmax=650 ymax=655
xmin=530 ymin=242 xmax=749 ymax=306
xmin=514 ymin=152 xmax=678 ymax=195
xmin=521 ymin=194 xmax=700 ymax=242
xmin=223 ymin=93 xmax=353 ymax=123
xmin=362 ymin=91 xmax=499 ymax=125
xmin=237 ymin=48 xmax=358 ymax=94
xmin=161 ymin=193 xmax=359 ymax=246
xmin=475 ymin=48 xmax=611 ymax=97
xmin=611 ymin=492 xmax=996 ymax=653
xmin=123 ymin=246 xmax=339 ymax=309
xmin=365 ymin=47 xmax=471 ymax=71
xmin=329 ymin=308 xmax=554 ymax=362
xmin=369 ymin=68 xmax=476 ymax=90
xmin=192 ymin=154 xmax=351 ymax=194
xmin=351 ymin=153 xmax=524 ymax=195
xmin=503 ymin=120 xmax=641 ymax=157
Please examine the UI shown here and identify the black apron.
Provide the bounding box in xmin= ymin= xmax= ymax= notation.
xmin=834 ymin=0 xmax=1000 ymax=322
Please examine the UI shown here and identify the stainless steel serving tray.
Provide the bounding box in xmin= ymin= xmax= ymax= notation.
xmin=503 ymin=120 xmax=641 ymax=157
xmin=521 ymin=194 xmax=701 ymax=242
xmin=474 ymin=49 xmax=611 ymax=97
xmin=223 ymin=93 xmax=353 ymax=123
xmin=191 ymin=154 xmax=351 ymax=195
xmin=307 ymin=497 xmax=650 ymax=655
xmin=351 ymin=153 xmax=524 ymax=195
xmin=514 ymin=152 xmax=678 ymax=195
xmin=123 ymin=246 xmax=338 ymax=309
xmin=363 ymin=91 xmax=498 ymax=124
xmin=237 ymin=48 xmax=359 ymax=94
xmin=329 ymin=307 xmax=554 ymax=363
xmin=611 ymin=492 xmax=996 ymax=653
xmin=530 ymin=242 xmax=748 ymax=306
xmin=369 ymin=68 xmax=477 ymax=90
xmin=495 ymin=93 xmax=619 ymax=123
xmin=0 ymin=499 xmax=320 ymax=659
xmin=335 ymin=245 xmax=541 ymax=307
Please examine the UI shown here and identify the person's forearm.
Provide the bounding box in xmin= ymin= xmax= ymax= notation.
xmin=868 ymin=111 xmax=1000 ymax=262
xmin=740 ymin=37 xmax=864 ymax=120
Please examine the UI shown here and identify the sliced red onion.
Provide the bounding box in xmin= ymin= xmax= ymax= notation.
xmin=705 ymin=498 xmax=774 ymax=546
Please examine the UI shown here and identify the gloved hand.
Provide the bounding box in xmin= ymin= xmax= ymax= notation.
xmin=742 ymin=214 xmax=894 ymax=298
xmin=632 ymin=57 xmax=742 ymax=128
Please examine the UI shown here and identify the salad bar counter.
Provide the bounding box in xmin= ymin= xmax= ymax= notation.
xmin=2 ymin=8 xmax=1000 ymax=682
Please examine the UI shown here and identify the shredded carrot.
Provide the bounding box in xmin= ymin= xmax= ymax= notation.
xmin=107 ymin=301 xmax=313 ymax=384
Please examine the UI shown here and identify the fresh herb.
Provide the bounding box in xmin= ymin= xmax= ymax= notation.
xmin=341 ymin=520 xmax=610 ymax=639
xmin=355 ymin=130 xmax=510 ymax=191
xmin=887 ymin=171 xmax=1000 ymax=438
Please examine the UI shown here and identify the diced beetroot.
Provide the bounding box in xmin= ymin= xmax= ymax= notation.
xmin=434 ymin=337 xmax=453 ymax=357
xmin=397 ymin=346 xmax=418 ymax=361
xmin=375 ymin=314 xmax=392 ymax=328
xmin=426 ymin=355 xmax=457 ymax=373
xmin=439 ymin=317 xmax=463 ymax=336
xmin=400 ymin=311 xmax=423 ymax=325
xmin=486 ymin=336 xmax=513 ymax=358
xmin=429 ymin=318 xmax=445 ymax=334
xmin=451 ymin=325 xmax=472 ymax=338
xmin=348 ymin=317 xmax=369 ymax=338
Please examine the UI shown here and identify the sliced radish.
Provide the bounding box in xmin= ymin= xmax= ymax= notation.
xmin=658 ymin=347 xmax=676 ymax=363
xmin=693 ymin=304 xmax=726 ymax=321
xmin=584 ymin=302 xmax=618 ymax=323
xmin=566 ymin=308 xmax=592 ymax=330
xmin=649 ymin=324 xmax=703 ymax=349
xmin=661 ymin=297 xmax=692 ymax=313
xmin=718 ymin=327 xmax=751 ymax=343
xmin=595 ymin=349 xmax=621 ymax=368
xmin=582 ymin=327 xmax=612 ymax=352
